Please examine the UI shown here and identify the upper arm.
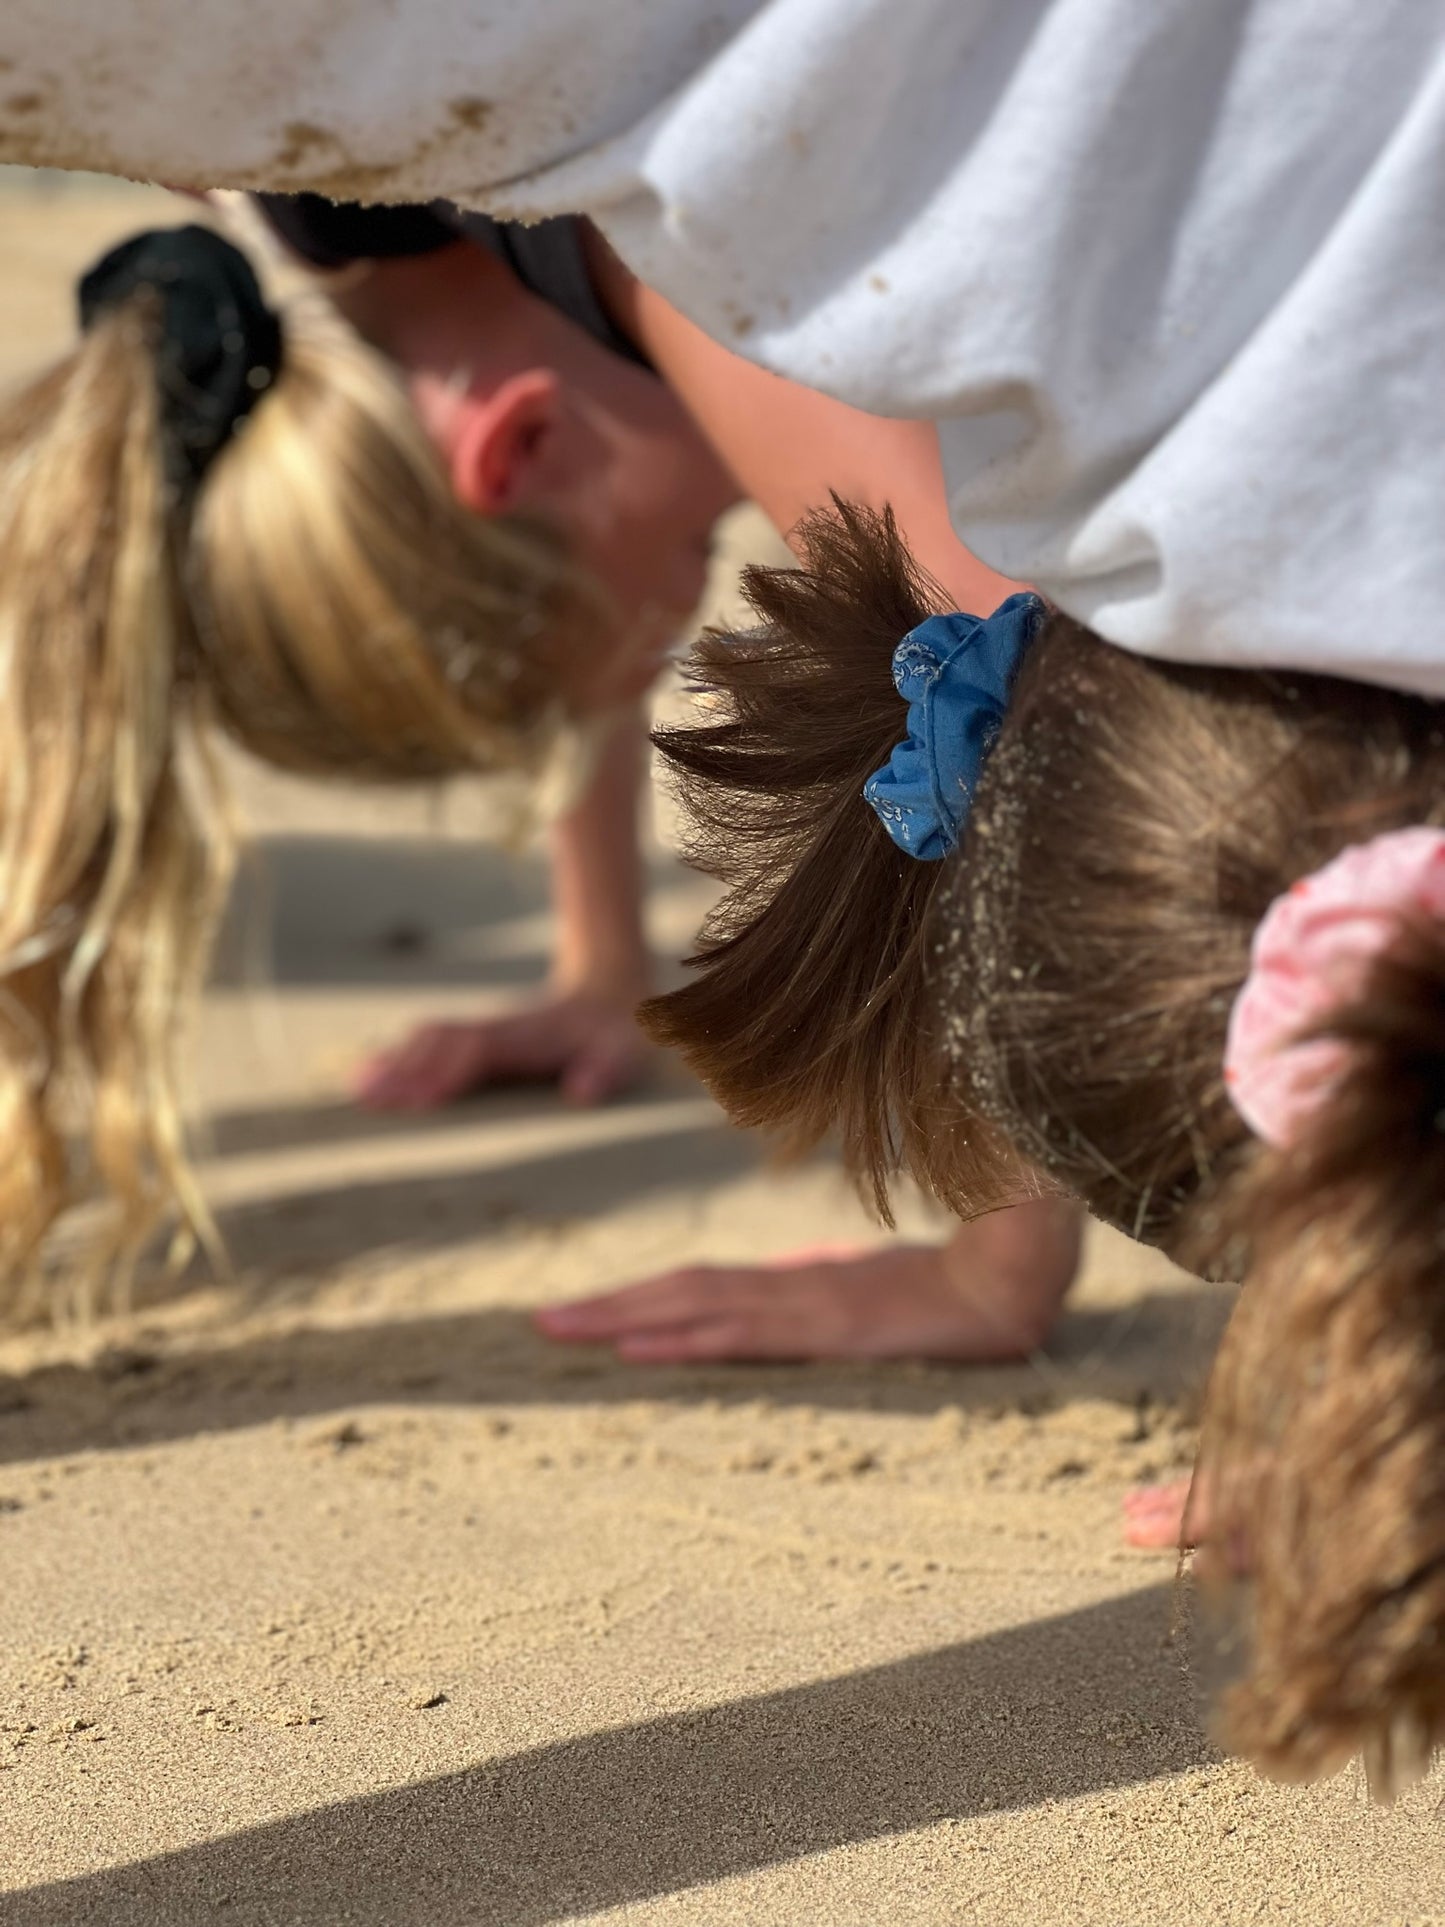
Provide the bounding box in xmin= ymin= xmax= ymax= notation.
xmin=614 ymin=265 xmax=1021 ymax=612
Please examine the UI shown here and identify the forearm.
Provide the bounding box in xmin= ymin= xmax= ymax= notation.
xmin=585 ymin=234 xmax=1020 ymax=611
xmin=548 ymin=708 xmax=650 ymax=999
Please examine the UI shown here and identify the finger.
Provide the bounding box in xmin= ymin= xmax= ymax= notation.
xmin=534 ymin=1267 xmax=750 ymax=1339
xmin=1122 ymin=1482 xmax=1192 ymax=1549
xmin=771 ymin=1242 xmax=870 ymax=1270
xmin=560 ymin=1032 xmax=640 ymax=1108
xmin=1122 ymin=1478 xmax=1192 ymax=1515
xmin=365 ymin=1040 xmax=458 ymax=1111
xmin=397 ymin=1026 xmax=498 ymax=1107
xmin=613 ymin=1318 xmax=765 ymax=1364
xmin=353 ymin=1060 xmax=396 ymax=1107
xmin=353 ymin=1027 xmax=448 ymax=1107
xmin=362 ymin=1026 xmax=491 ymax=1111
xmin=407 ymin=1014 xmax=580 ymax=1103
xmin=1123 ymin=1513 xmax=1188 ymax=1551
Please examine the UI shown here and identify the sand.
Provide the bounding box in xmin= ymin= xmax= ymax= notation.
xmin=1 ymin=178 xmax=1443 ymax=1927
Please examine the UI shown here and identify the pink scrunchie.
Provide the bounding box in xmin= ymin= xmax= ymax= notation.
xmin=1223 ymin=827 xmax=1445 ymax=1148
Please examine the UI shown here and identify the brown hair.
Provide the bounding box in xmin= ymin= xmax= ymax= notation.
xmin=643 ymin=500 xmax=1445 ymax=1788
xmin=0 ymin=278 xmax=598 ymax=1312
xmin=643 ymin=500 xmax=1024 ymax=1222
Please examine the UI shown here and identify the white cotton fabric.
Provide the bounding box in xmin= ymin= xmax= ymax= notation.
xmin=3 ymin=0 xmax=1442 ymax=689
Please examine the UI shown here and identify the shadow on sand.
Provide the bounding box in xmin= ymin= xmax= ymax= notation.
xmin=1 ymin=1046 xmax=1231 ymax=1466
xmin=212 ymin=832 xmax=703 ymax=991
xmin=0 ymin=1581 xmax=1207 ymax=1927
xmin=0 ymin=1267 xmax=1228 ymax=1469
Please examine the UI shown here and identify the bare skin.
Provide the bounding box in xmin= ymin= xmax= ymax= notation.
xmin=357 ymin=713 xmax=653 ymax=1110
xmin=355 ymin=988 xmax=648 ymax=1112
xmin=535 ymin=1199 xmax=1083 ymax=1364
xmin=1122 ymin=1476 xmax=1200 ymax=1550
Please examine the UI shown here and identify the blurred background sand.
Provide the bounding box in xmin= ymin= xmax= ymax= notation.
xmin=0 ymin=173 xmax=1441 ymax=1926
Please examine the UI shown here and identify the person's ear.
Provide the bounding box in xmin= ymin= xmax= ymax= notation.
xmin=449 ymin=369 xmax=562 ymax=513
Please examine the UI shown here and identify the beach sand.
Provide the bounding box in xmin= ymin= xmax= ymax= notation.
xmin=1 ymin=180 xmax=1442 ymax=1927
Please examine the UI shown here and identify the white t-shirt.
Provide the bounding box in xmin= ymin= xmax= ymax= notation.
xmin=3 ymin=0 xmax=1442 ymax=691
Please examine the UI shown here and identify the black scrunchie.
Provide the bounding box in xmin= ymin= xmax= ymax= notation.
xmin=77 ymin=225 xmax=284 ymax=491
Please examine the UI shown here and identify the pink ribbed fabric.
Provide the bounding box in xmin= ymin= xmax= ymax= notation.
xmin=1223 ymin=828 xmax=1445 ymax=1147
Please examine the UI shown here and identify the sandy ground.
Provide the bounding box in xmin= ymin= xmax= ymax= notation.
xmin=1 ymin=179 xmax=1443 ymax=1927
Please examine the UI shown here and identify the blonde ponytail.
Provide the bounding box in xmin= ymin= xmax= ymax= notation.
xmin=0 ymin=304 xmax=219 ymax=1307
xmin=0 ymin=231 xmax=598 ymax=1308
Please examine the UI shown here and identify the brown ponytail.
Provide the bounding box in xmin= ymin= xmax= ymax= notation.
xmin=640 ymin=500 xmax=1017 ymax=1221
xmin=1187 ymin=926 xmax=1445 ymax=1790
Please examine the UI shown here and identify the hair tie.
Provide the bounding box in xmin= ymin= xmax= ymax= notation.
xmin=862 ymin=593 xmax=1046 ymax=861
xmin=1224 ymin=827 xmax=1445 ymax=1147
xmin=77 ymin=225 xmax=284 ymax=491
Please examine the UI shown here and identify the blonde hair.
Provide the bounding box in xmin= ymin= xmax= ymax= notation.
xmin=0 ymin=286 xmax=597 ymax=1311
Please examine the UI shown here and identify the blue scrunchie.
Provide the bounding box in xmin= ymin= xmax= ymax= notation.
xmin=862 ymin=593 xmax=1046 ymax=861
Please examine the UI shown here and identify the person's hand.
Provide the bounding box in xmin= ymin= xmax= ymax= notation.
xmin=353 ymin=987 xmax=649 ymax=1111
xmin=1122 ymin=1479 xmax=1195 ymax=1549
xmin=1123 ymin=1471 xmax=1218 ymax=1552
xmin=534 ymin=1200 xmax=1082 ymax=1363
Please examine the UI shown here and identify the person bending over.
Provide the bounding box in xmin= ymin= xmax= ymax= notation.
xmin=641 ymin=498 xmax=1445 ymax=1794
xmin=245 ymin=195 xmax=1088 ymax=1372
xmin=0 ymin=215 xmax=1079 ymax=1374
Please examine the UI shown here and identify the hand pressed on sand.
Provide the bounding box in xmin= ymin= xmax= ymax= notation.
xmin=540 ymin=1188 xmax=1207 ymax=1558
xmin=354 ymin=989 xmax=648 ymax=1112
xmin=535 ymin=1196 xmax=1083 ymax=1363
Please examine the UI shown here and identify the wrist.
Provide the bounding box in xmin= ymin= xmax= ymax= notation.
xmin=549 ymin=947 xmax=653 ymax=1006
